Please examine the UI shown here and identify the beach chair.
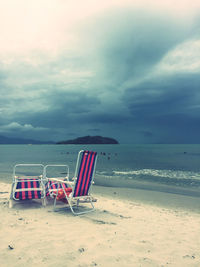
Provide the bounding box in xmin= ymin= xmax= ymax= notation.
xmin=47 ymin=150 xmax=98 ymax=215
xmin=9 ymin=164 xmax=46 ymax=208
xmin=44 ymin=164 xmax=69 ymax=199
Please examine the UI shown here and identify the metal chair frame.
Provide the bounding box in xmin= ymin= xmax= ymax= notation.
xmin=48 ymin=150 xmax=97 ymax=215
xmin=9 ymin=164 xmax=46 ymax=208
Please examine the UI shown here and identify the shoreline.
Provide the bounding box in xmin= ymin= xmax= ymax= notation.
xmin=0 ymin=183 xmax=200 ymax=266
xmin=95 ymin=175 xmax=200 ymax=198
xmin=1 ymin=179 xmax=200 ymax=213
xmin=93 ymin=185 xmax=200 ymax=214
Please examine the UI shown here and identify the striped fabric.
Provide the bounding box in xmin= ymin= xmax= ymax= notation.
xmin=46 ymin=180 xmax=69 ymax=196
xmin=73 ymin=151 xmax=97 ymax=197
xmin=14 ymin=178 xmax=42 ymax=200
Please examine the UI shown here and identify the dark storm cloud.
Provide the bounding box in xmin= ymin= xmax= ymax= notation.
xmin=124 ymin=73 xmax=200 ymax=117
xmin=19 ymin=91 xmax=101 ymax=128
xmin=85 ymin=112 xmax=131 ymax=124
xmin=79 ymin=8 xmax=191 ymax=84
xmin=122 ymin=73 xmax=200 ymax=143
xmin=1 ymin=5 xmax=200 ymax=143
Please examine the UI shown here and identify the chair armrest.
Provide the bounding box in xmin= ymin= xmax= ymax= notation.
xmin=48 ymin=177 xmax=74 ymax=186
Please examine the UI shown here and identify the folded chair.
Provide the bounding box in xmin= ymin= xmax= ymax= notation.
xmin=44 ymin=164 xmax=69 ymax=199
xmin=47 ymin=150 xmax=98 ymax=215
xmin=9 ymin=164 xmax=46 ymax=208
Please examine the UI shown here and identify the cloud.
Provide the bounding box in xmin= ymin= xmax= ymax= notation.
xmin=125 ymin=70 xmax=200 ymax=114
xmin=0 ymin=122 xmax=47 ymax=133
xmin=154 ymin=39 xmax=200 ymax=75
xmin=0 ymin=2 xmax=200 ymax=143
xmin=121 ymin=71 xmax=200 ymax=142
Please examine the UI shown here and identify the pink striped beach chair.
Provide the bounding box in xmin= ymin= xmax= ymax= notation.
xmin=48 ymin=150 xmax=98 ymax=215
xmin=46 ymin=180 xmax=69 ymax=197
xmin=44 ymin=164 xmax=69 ymax=199
xmin=9 ymin=164 xmax=46 ymax=208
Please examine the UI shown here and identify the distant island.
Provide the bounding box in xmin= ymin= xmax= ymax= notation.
xmin=0 ymin=134 xmax=118 ymax=145
xmin=57 ymin=135 xmax=119 ymax=145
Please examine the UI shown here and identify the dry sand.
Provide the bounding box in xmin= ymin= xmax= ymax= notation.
xmin=0 ymin=182 xmax=200 ymax=267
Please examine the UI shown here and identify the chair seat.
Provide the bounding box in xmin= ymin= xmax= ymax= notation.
xmin=46 ymin=179 xmax=70 ymax=197
xmin=14 ymin=178 xmax=43 ymax=200
xmin=16 ymin=178 xmax=41 ymax=188
xmin=14 ymin=190 xmax=42 ymax=200
xmin=56 ymin=187 xmax=73 ymax=201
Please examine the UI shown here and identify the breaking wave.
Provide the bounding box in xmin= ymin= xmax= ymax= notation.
xmin=97 ymin=169 xmax=200 ymax=188
xmin=114 ymin=169 xmax=200 ymax=180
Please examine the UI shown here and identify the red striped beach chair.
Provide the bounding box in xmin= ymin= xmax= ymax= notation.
xmin=46 ymin=180 xmax=69 ymax=197
xmin=48 ymin=150 xmax=98 ymax=215
xmin=9 ymin=164 xmax=46 ymax=208
xmin=44 ymin=164 xmax=69 ymax=199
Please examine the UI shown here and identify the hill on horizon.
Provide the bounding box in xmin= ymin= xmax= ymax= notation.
xmin=57 ymin=135 xmax=119 ymax=144
xmin=0 ymin=135 xmax=54 ymax=144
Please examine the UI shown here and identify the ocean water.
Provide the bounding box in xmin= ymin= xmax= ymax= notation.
xmin=1 ymin=144 xmax=200 ymax=197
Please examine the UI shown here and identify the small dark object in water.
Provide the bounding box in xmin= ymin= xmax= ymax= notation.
xmin=184 ymin=151 xmax=187 ymax=154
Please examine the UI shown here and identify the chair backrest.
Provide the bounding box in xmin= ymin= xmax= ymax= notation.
xmin=73 ymin=150 xmax=97 ymax=197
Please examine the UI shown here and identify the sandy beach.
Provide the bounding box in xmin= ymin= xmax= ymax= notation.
xmin=0 ymin=182 xmax=200 ymax=267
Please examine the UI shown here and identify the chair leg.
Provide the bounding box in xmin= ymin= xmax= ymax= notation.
xmin=9 ymin=199 xmax=13 ymax=209
xmin=69 ymin=198 xmax=95 ymax=215
xmin=42 ymin=197 xmax=46 ymax=207
xmin=53 ymin=197 xmax=57 ymax=208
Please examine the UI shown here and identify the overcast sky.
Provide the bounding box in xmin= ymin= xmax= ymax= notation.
xmin=0 ymin=0 xmax=200 ymax=143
